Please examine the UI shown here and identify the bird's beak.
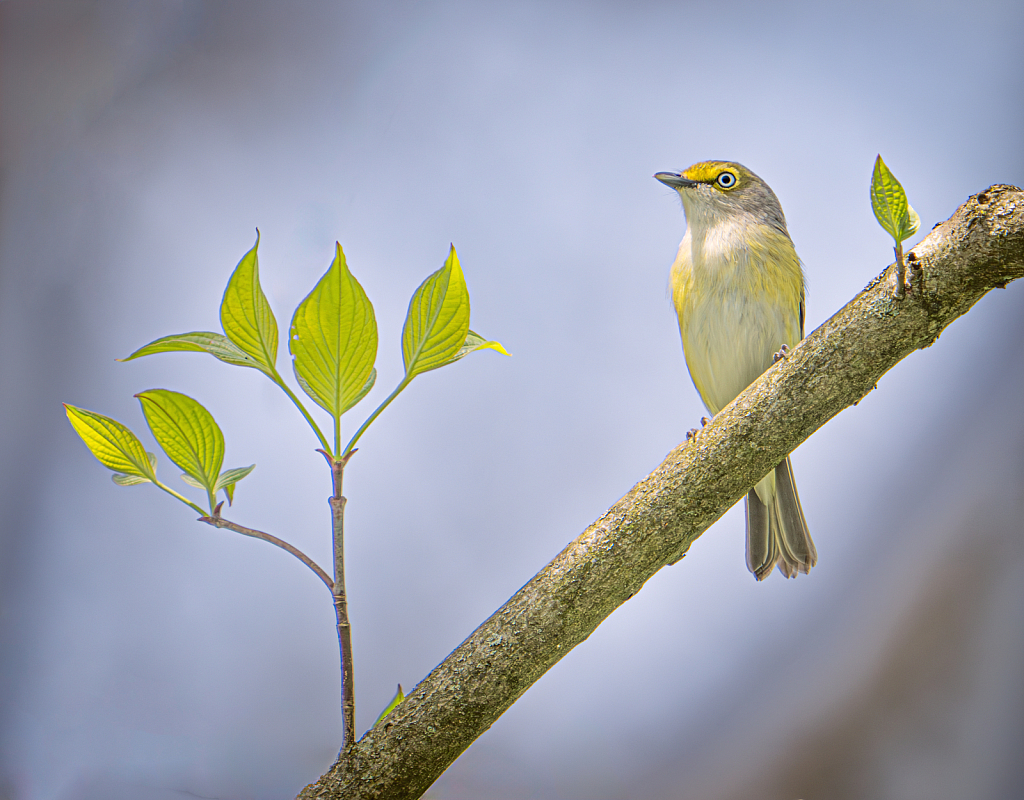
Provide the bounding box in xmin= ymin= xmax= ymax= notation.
xmin=654 ymin=171 xmax=696 ymax=189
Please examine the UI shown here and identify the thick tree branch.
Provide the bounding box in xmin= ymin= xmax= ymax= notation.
xmin=298 ymin=185 xmax=1024 ymax=800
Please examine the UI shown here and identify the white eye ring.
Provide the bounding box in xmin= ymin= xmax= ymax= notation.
xmin=716 ymin=171 xmax=737 ymax=188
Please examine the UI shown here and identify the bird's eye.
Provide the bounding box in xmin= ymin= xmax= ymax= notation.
xmin=716 ymin=171 xmax=737 ymax=189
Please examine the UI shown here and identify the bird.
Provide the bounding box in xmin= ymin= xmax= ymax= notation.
xmin=655 ymin=161 xmax=816 ymax=580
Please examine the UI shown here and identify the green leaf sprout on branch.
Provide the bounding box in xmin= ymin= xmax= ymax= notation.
xmin=374 ymin=684 xmax=406 ymax=725
xmin=871 ymin=154 xmax=921 ymax=299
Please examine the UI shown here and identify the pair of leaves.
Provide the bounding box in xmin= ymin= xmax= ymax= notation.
xmin=121 ymin=234 xmax=384 ymax=424
xmin=120 ymin=233 xmax=280 ymax=379
xmin=123 ymin=233 xmax=381 ymax=455
xmin=65 ymin=391 xmax=254 ymax=510
xmin=287 ymin=241 xmax=509 ymax=458
xmin=871 ymin=155 xmax=920 ymax=244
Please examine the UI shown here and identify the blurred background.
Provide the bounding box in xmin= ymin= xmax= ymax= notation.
xmin=2 ymin=2 xmax=1023 ymax=799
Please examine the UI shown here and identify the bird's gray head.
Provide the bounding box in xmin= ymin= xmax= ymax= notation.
xmin=655 ymin=161 xmax=789 ymax=236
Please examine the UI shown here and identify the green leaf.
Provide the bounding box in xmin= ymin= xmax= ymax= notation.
xmin=216 ymin=464 xmax=255 ymax=490
xmin=180 ymin=473 xmax=204 ymax=488
xmin=340 ymin=247 xmax=508 ymax=458
xmin=136 ymin=389 xmax=224 ymax=494
xmin=119 ymin=332 xmax=269 ymax=375
xmin=871 ymin=155 xmax=917 ymax=243
xmin=439 ymin=329 xmax=511 ymax=368
xmin=312 ymin=369 xmax=377 ymax=419
xmin=215 ymin=464 xmax=255 ymax=505
xmin=905 ymin=204 xmax=921 ymax=240
xmin=374 ymin=684 xmax=405 ymax=725
xmin=348 ymin=368 xmax=377 ymax=410
xmin=112 ymin=473 xmax=152 ymax=486
xmin=289 ymin=242 xmax=378 ymax=417
xmin=401 ymin=245 xmax=470 ymax=379
xmin=65 ymin=404 xmax=157 ymax=480
xmin=220 ymin=232 xmax=279 ymax=374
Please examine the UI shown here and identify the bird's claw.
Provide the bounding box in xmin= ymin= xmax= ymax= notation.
xmin=686 ymin=416 xmax=712 ymax=440
xmin=773 ymin=344 xmax=790 ymax=363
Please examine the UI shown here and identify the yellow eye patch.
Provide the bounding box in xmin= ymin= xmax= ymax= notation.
xmin=682 ymin=161 xmax=744 ymax=189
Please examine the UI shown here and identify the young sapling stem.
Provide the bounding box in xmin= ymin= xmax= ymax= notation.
xmin=322 ymin=448 xmax=357 ymax=749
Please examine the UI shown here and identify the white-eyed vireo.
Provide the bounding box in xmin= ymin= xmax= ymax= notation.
xmin=655 ymin=161 xmax=817 ymax=580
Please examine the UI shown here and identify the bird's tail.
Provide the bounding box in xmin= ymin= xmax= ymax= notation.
xmin=745 ymin=457 xmax=817 ymax=580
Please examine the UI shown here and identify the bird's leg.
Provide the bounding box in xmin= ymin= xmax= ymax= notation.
xmin=773 ymin=343 xmax=790 ymax=363
xmin=686 ymin=416 xmax=712 ymax=440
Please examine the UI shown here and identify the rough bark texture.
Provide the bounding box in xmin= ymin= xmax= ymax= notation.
xmin=298 ymin=185 xmax=1024 ymax=800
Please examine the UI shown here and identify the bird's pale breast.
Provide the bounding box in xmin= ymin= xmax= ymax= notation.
xmin=670 ymin=220 xmax=803 ymax=416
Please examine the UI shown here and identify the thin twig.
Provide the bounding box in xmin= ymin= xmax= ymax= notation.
xmin=321 ymin=449 xmax=357 ymax=750
xmin=199 ymin=513 xmax=334 ymax=593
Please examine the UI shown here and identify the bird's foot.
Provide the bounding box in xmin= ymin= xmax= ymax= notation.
xmin=773 ymin=344 xmax=790 ymax=363
xmin=686 ymin=416 xmax=712 ymax=440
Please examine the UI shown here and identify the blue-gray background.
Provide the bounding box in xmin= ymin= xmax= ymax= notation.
xmin=3 ymin=2 xmax=1023 ymax=799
